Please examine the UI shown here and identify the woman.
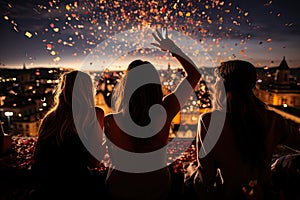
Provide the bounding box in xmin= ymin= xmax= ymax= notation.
xmin=195 ymin=60 xmax=300 ymax=199
xmin=104 ymin=29 xmax=201 ymax=200
xmin=31 ymin=70 xmax=105 ymax=199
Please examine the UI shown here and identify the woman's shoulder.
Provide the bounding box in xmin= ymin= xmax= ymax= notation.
xmin=255 ymin=107 xmax=284 ymax=121
xmin=199 ymin=110 xmax=225 ymax=123
xmin=104 ymin=112 xmax=122 ymax=122
xmin=104 ymin=113 xmax=123 ymax=132
xmin=95 ymin=106 xmax=104 ymax=116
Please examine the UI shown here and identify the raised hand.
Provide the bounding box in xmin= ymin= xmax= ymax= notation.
xmin=151 ymin=28 xmax=179 ymax=53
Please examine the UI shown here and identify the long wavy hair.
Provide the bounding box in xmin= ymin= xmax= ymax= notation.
xmin=112 ymin=60 xmax=163 ymax=127
xmin=213 ymin=60 xmax=266 ymax=169
xmin=38 ymin=70 xmax=98 ymax=145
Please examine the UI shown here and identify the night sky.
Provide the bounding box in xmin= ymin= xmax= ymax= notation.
xmin=0 ymin=0 xmax=300 ymax=70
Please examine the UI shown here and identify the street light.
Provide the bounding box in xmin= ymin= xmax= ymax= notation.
xmin=4 ymin=111 xmax=13 ymax=130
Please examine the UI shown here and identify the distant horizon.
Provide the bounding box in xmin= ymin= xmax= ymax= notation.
xmin=2 ymin=53 xmax=300 ymax=72
xmin=2 ymin=63 xmax=300 ymax=71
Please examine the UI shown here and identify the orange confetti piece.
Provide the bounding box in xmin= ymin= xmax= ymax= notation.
xmin=46 ymin=44 xmax=52 ymax=50
xmin=186 ymin=12 xmax=191 ymax=17
xmin=91 ymin=19 xmax=97 ymax=24
xmin=178 ymin=11 xmax=183 ymax=17
xmin=4 ymin=16 xmax=9 ymax=20
xmin=65 ymin=5 xmax=71 ymax=11
xmin=207 ymin=18 xmax=212 ymax=24
xmin=266 ymin=38 xmax=272 ymax=43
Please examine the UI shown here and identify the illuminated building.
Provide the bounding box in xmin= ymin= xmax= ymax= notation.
xmin=254 ymin=57 xmax=300 ymax=124
xmin=254 ymin=57 xmax=300 ymax=108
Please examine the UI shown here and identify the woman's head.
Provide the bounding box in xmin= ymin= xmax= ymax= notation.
xmin=39 ymin=70 xmax=97 ymax=143
xmin=112 ymin=59 xmax=163 ymax=126
xmin=213 ymin=60 xmax=263 ymax=111
xmin=55 ymin=70 xmax=94 ymax=110
xmin=217 ymin=60 xmax=257 ymax=91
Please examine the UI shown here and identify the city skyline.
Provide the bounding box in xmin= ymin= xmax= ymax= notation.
xmin=0 ymin=0 xmax=300 ymax=70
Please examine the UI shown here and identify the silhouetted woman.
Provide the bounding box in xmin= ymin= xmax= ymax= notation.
xmin=195 ymin=60 xmax=300 ymax=200
xmin=32 ymin=70 xmax=105 ymax=199
xmin=104 ymin=29 xmax=201 ymax=200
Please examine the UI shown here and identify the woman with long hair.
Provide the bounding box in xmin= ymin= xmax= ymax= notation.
xmin=195 ymin=60 xmax=300 ymax=199
xmin=104 ymin=29 xmax=201 ymax=200
xmin=31 ymin=70 xmax=105 ymax=199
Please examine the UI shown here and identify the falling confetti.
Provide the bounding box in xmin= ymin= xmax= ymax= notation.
xmin=65 ymin=4 xmax=71 ymax=11
xmin=0 ymin=0 xmax=297 ymax=67
xmin=46 ymin=44 xmax=53 ymax=50
xmin=25 ymin=31 xmax=33 ymax=38
xmin=53 ymin=56 xmax=61 ymax=62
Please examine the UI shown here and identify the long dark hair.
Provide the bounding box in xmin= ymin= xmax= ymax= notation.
xmin=214 ymin=60 xmax=266 ymax=169
xmin=112 ymin=60 xmax=163 ymax=127
xmin=38 ymin=70 xmax=98 ymax=144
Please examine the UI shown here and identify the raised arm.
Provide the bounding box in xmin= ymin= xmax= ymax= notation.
xmin=151 ymin=28 xmax=201 ymax=118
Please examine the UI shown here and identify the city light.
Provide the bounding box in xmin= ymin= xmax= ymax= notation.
xmin=4 ymin=111 xmax=13 ymax=117
xmin=4 ymin=111 xmax=13 ymax=130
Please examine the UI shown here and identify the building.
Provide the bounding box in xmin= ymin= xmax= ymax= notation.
xmin=254 ymin=57 xmax=300 ymax=108
xmin=0 ymin=66 xmax=65 ymax=136
xmin=254 ymin=57 xmax=300 ymax=124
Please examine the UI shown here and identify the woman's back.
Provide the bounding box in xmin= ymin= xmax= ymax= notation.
xmin=104 ymin=113 xmax=172 ymax=200
xmin=32 ymin=131 xmax=98 ymax=199
xmin=198 ymin=109 xmax=300 ymax=199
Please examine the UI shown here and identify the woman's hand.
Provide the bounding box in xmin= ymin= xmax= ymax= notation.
xmin=151 ymin=28 xmax=179 ymax=53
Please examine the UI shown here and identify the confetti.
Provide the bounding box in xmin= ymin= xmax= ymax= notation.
xmin=53 ymin=27 xmax=60 ymax=32
xmin=1 ymin=0 xmax=296 ymax=66
xmin=46 ymin=44 xmax=53 ymax=50
xmin=25 ymin=31 xmax=33 ymax=38
xmin=53 ymin=56 xmax=61 ymax=62
xmin=65 ymin=5 xmax=71 ymax=11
